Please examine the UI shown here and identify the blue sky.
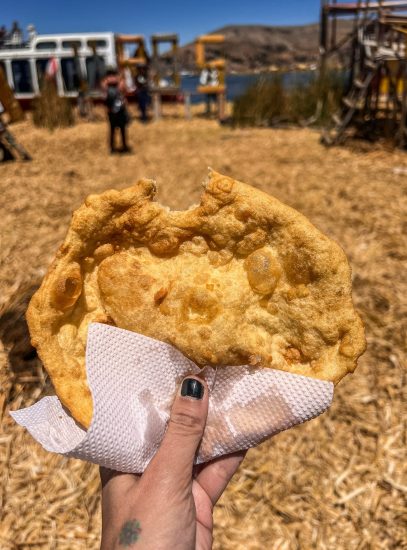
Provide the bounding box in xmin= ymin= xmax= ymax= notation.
xmin=2 ymin=1 xmax=321 ymax=46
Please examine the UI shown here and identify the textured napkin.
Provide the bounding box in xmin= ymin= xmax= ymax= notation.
xmin=11 ymin=323 xmax=334 ymax=473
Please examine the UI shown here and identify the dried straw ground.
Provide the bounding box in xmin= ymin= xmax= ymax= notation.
xmin=0 ymin=110 xmax=406 ymax=549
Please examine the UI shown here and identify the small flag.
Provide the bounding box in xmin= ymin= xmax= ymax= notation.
xmin=45 ymin=57 xmax=59 ymax=79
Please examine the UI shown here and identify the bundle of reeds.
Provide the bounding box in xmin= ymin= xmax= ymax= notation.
xmin=233 ymin=76 xmax=287 ymax=127
xmin=32 ymin=80 xmax=74 ymax=131
xmin=233 ymin=71 xmax=344 ymax=127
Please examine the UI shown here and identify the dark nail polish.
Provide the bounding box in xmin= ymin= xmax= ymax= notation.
xmin=181 ymin=378 xmax=204 ymax=399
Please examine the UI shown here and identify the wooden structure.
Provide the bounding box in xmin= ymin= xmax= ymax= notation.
xmin=0 ymin=65 xmax=24 ymax=123
xmin=115 ymin=34 xmax=149 ymax=118
xmin=0 ymin=65 xmax=31 ymax=161
xmin=320 ymin=0 xmax=407 ymax=146
xmin=195 ymin=34 xmax=226 ymax=120
xmin=151 ymin=33 xmax=179 ymax=89
xmin=150 ymin=33 xmax=180 ymax=120
xmin=115 ymin=34 xmax=148 ymax=69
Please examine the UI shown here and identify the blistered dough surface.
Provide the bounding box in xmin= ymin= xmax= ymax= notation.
xmin=27 ymin=171 xmax=366 ymax=427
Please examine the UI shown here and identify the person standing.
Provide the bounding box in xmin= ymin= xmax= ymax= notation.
xmin=9 ymin=21 xmax=23 ymax=46
xmin=102 ymin=68 xmax=131 ymax=153
xmin=200 ymin=67 xmax=218 ymax=115
xmin=135 ymin=65 xmax=150 ymax=123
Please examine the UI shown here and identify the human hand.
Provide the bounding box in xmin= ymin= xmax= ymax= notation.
xmin=100 ymin=376 xmax=246 ymax=550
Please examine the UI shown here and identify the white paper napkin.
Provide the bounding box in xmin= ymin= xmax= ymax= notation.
xmin=11 ymin=323 xmax=334 ymax=473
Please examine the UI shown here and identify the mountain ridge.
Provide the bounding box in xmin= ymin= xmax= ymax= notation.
xmin=169 ymin=22 xmax=351 ymax=73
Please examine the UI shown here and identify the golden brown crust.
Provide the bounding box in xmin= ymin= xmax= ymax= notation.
xmin=27 ymin=171 xmax=366 ymax=428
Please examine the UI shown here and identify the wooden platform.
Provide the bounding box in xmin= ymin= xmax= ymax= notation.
xmin=324 ymin=1 xmax=407 ymax=13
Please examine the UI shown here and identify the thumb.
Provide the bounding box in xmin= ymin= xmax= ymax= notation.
xmin=146 ymin=376 xmax=209 ymax=484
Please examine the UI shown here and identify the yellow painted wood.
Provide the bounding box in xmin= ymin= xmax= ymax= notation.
xmin=115 ymin=34 xmax=145 ymax=43
xmin=196 ymin=34 xmax=225 ymax=44
xmin=379 ymin=75 xmax=390 ymax=94
xmin=196 ymin=42 xmax=205 ymax=67
xmin=117 ymin=57 xmax=147 ymax=67
xmin=197 ymin=85 xmax=226 ymax=94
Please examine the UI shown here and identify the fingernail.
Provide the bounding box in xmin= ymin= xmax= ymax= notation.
xmin=180 ymin=378 xmax=204 ymax=399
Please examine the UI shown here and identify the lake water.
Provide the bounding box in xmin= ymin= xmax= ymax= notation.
xmin=180 ymin=72 xmax=317 ymax=103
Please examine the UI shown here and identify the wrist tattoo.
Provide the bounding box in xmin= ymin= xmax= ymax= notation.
xmin=118 ymin=519 xmax=142 ymax=547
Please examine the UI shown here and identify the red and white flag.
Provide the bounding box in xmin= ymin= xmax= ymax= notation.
xmin=45 ymin=57 xmax=59 ymax=79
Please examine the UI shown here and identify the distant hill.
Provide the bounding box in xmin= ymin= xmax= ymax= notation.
xmin=168 ymin=22 xmax=352 ymax=73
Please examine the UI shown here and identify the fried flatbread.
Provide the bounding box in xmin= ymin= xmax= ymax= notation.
xmin=27 ymin=171 xmax=366 ymax=428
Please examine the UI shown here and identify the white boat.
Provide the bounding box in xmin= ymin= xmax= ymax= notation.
xmin=0 ymin=30 xmax=116 ymax=103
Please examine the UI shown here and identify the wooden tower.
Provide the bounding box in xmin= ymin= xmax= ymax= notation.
xmin=151 ymin=33 xmax=180 ymax=90
xmin=320 ymin=0 xmax=407 ymax=147
xmin=195 ymin=34 xmax=227 ymax=120
xmin=115 ymin=34 xmax=148 ymax=70
xmin=150 ymin=33 xmax=180 ymax=119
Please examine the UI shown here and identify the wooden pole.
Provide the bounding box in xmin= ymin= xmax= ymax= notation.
xmin=319 ymin=1 xmax=329 ymax=59
xmin=152 ymin=92 xmax=161 ymax=121
xmin=184 ymin=92 xmax=192 ymax=120
xmin=397 ymin=38 xmax=407 ymax=146
xmin=218 ymin=92 xmax=226 ymax=122
xmin=331 ymin=0 xmax=337 ymax=49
